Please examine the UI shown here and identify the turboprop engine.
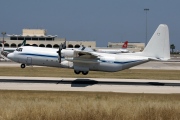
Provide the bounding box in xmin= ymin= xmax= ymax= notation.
xmin=57 ymin=43 xmax=75 ymax=63
xmin=61 ymin=49 xmax=74 ymax=57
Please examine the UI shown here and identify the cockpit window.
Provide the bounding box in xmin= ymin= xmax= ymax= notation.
xmin=16 ymin=48 xmax=23 ymax=52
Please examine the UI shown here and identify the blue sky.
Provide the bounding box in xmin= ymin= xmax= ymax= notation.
xmin=0 ymin=0 xmax=180 ymax=50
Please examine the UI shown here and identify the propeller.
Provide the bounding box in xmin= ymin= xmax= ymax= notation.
xmin=57 ymin=43 xmax=63 ymax=63
xmin=62 ymin=40 xmax=66 ymax=49
xmin=57 ymin=40 xmax=66 ymax=63
xmin=81 ymin=46 xmax=85 ymax=50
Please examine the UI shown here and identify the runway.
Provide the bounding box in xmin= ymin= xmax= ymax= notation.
xmin=0 ymin=76 xmax=180 ymax=93
xmin=1 ymin=61 xmax=180 ymax=70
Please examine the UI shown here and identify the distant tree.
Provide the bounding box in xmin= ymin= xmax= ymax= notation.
xmin=170 ymin=44 xmax=175 ymax=53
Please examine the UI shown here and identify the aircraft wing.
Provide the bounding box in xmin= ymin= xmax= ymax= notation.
xmin=65 ymin=50 xmax=100 ymax=63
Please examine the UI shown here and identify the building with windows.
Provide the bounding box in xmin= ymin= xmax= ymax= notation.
xmin=0 ymin=29 xmax=96 ymax=48
xmin=0 ymin=29 xmax=145 ymax=52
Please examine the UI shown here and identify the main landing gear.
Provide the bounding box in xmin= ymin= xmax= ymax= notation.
xmin=74 ymin=70 xmax=81 ymax=74
xmin=21 ymin=64 xmax=26 ymax=68
xmin=82 ymin=71 xmax=88 ymax=75
xmin=74 ymin=70 xmax=89 ymax=75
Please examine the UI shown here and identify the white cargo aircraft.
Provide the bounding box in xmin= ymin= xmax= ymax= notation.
xmin=96 ymin=41 xmax=129 ymax=53
xmin=4 ymin=24 xmax=170 ymax=75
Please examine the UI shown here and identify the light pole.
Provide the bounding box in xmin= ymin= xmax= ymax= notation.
xmin=1 ymin=32 xmax=6 ymax=50
xmin=144 ymin=8 xmax=149 ymax=46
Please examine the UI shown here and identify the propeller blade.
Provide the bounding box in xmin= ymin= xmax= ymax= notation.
xmin=62 ymin=40 xmax=66 ymax=49
xmin=57 ymin=43 xmax=63 ymax=63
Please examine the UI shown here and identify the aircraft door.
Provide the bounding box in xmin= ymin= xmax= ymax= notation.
xmin=26 ymin=57 xmax=32 ymax=65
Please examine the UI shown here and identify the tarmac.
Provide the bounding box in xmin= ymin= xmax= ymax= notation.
xmin=0 ymin=76 xmax=180 ymax=93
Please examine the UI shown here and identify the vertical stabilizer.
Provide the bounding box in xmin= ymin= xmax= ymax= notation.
xmin=21 ymin=39 xmax=26 ymax=46
xmin=122 ymin=41 xmax=128 ymax=49
xmin=142 ymin=24 xmax=170 ymax=60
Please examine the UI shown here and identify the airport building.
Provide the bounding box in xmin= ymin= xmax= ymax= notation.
xmin=0 ymin=29 xmax=96 ymax=48
xmin=0 ymin=29 xmax=145 ymax=52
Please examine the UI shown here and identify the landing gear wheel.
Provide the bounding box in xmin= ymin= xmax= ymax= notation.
xmin=82 ymin=71 xmax=89 ymax=75
xmin=74 ymin=70 xmax=81 ymax=74
xmin=21 ymin=64 xmax=26 ymax=69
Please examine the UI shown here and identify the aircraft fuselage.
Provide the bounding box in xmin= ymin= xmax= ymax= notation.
xmin=7 ymin=46 xmax=149 ymax=72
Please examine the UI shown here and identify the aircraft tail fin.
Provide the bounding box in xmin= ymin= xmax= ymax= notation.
xmin=142 ymin=24 xmax=170 ymax=60
xmin=21 ymin=39 xmax=26 ymax=46
xmin=122 ymin=41 xmax=128 ymax=49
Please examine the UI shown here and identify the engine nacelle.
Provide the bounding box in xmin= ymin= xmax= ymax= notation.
xmin=61 ymin=49 xmax=74 ymax=57
xmin=61 ymin=61 xmax=73 ymax=68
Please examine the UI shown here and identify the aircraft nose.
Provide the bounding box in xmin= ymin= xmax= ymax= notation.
xmin=7 ymin=53 xmax=14 ymax=60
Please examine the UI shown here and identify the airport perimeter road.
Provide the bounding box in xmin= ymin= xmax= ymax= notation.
xmin=0 ymin=76 xmax=180 ymax=93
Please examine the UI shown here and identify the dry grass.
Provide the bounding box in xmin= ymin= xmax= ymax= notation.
xmin=0 ymin=90 xmax=179 ymax=120
xmin=0 ymin=67 xmax=180 ymax=80
xmin=0 ymin=67 xmax=179 ymax=119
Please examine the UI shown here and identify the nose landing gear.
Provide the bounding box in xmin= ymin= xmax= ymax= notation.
xmin=21 ymin=64 xmax=26 ymax=68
